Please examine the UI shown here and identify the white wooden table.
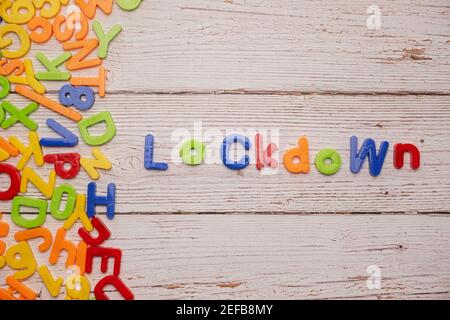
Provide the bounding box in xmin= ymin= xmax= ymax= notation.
xmin=1 ymin=0 xmax=450 ymax=299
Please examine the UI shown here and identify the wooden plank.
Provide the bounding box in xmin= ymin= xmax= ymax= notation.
xmin=22 ymin=0 xmax=450 ymax=94
xmin=1 ymin=215 xmax=450 ymax=299
xmin=1 ymin=93 xmax=449 ymax=214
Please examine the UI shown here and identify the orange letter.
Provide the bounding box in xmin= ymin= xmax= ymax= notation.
xmin=283 ymin=136 xmax=310 ymax=174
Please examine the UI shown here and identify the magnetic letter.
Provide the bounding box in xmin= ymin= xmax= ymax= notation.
xmin=255 ymin=133 xmax=278 ymax=170
xmin=179 ymin=139 xmax=205 ymax=166
xmin=350 ymin=136 xmax=389 ymax=177
xmin=80 ymin=148 xmax=112 ymax=179
xmin=50 ymin=184 xmax=77 ymax=220
xmin=5 ymin=241 xmax=37 ymax=280
xmin=35 ymin=52 xmax=71 ymax=81
xmin=94 ymin=275 xmax=134 ymax=300
xmin=315 ymin=148 xmax=342 ymax=176
xmin=11 ymin=196 xmax=48 ymax=229
xmin=44 ymin=153 xmax=81 ymax=179
xmin=92 ymin=21 xmax=122 ymax=59
xmin=87 ymin=182 xmax=115 ymax=219
xmin=78 ymin=216 xmax=111 ymax=246
xmin=40 ymin=118 xmax=79 ymax=147
xmin=78 ymin=111 xmax=116 ymax=146
xmin=221 ymin=134 xmax=251 ymax=170
xmin=283 ymin=137 xmax=310 ymax=174
xmin=0 ymin=163 xmax=21 ymax=200
xmin=49 ymin=228 xmax=77 ymax=268
xmin=394 ymin=143 xmax=420 ymax=170
xmin=85 ymin=246 xmax=121 ymax=276
xmin=144 ymin=134 xmax=168 ymax=170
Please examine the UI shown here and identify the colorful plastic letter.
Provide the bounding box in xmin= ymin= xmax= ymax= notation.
xmin=394 ymin=143 xmax=421 ymax=170
xmin=0 ymin=58 xmax=25 ymax=77
xmin=0 ymin=213 xmax=9 ymax=268
xmin=87 ymin=182 xmax=115 ymax=219
xmin=11 ymin=196 xmax=48 ymax=229
xmin=49 ymin=228 xmax=77 ymax=268
xmin=63 ymin=38 xmax=102 ymax=71
xmin=0 ymin=24 xmax=31 ymax=58
xmin=33 ymin=0 xmax=61 ymax=19
xmin=0 ymin=136 xmax=19 ymax=162
xmin=0 ymin=101 xmax=38 ymax=130
xmin=38 ymin=265 xmax=63 ymax=298
xmin=0 ymin=163 xmax=21 ymax=200
xmin=94 ymin=275 xmax=134 ymax=300
xmin=20 ymin=167 xmax=56 ymax=198
xmin=80 ymin=148 xmax=112 ymax=179
xmin=8 ymin=59 xmax=46 ymax=94
xmin=179 ymin=139 xmax=205 ymax=166
xmin=283 ymin=137 xmax=310 ymax=174
xmin=15 ymin=227 xmax=53 ymax=253
xmin=350 ymin=136 xmax=389 ymax=177
xmin=28 ymin=16 xmax=53 ymax=43
xmin=255 ymin=133 xmax=278 ymax=170
xmin=5 ymin=241 xmax=37 ymax=280
xmin=76 ymin=241 xmax=87 ymax=274
xmin=50 ymin=184 xmax=77 ymax=220
xmin=92 ymin=21 xmax=122 ymax=59
xmin=59 ymin=84 xmax=95 ymax=110
xmin=63 ymin=194 xmax=93 ymax=231
xmin=40 ymin=118 xmax=79 ymax=147
xmin=9 ymin=131 xmax=44 ymax=170
xmin=65 ymin=274 xmax=90 ymax=300
xmin=35 ymin=52 xmax=71 ymax=81
xmin=0 ymin=0 xmax=35 ymax=24
xmin=15 ymin=85 xmax=83 ymax=122
xmin=78 ymin=216 xmax=111 ymax=246
xmin=67 ymin=11 xmax=89 ymax=40
xmin=44 ymin=153 xmax=81 ymax=179
xmin=78 ymin=111 xmax=116 ymax=146
xmin=74 ymin=0 xmax=113 ymax=19
xmin=0 ymin=276 xmax=36 ymax=300
xmin=0 ymin=75 xmax=10 ymax=99
xmin=85 ymin=246 xmax=121 ymax=276
xmin=144 ymin=134 xmax=168 ymax=170
xmin=315 ymin=148 xmax=342 ymax=176
xmin=221 ymin=134 xmax=251 ymax=170
xmin=70 ymin=66 xmax=106 ymax=97
xmin=53 ymin=12 xmax=89 ymax=42
xmin=116 ymin=0 xmax=142 ymax=11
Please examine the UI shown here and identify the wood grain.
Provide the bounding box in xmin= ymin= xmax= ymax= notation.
xmin=23 ymin=0 xmax=450 ymax=94
xmin=1 ymin=214 xmax=450 ymax=299
xmin=1 ymin=0 xmax=449 ymax=300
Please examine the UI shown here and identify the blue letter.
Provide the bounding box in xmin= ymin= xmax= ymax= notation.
xmin=350 ymin=136 xmax=389 ymax=177
xmin=144 ymin=134 xmax=168 ymax=170
xmin=87 ymin=182 xmax=116 ymax=220
xmin=221 ymin=134 xmax=251 ymax=170
xmin=40 ymin=118 xmax=79 ymax=147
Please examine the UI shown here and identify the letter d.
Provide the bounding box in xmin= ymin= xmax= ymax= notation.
xmin=283 ymin=136 xmax=310 ymax=174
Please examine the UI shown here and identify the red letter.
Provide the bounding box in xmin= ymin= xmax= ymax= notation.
xmin=94 ymin=275 xmax=134 ymax=300
xmin=85 ymin=246 xmax=121 ymax=276
xmin=394 ymin=143 xmax=420 ymax=170
xmin=255 ymin=133 xmax=278 ymax=170
xmin=44 ymin=153 xmax=81 ymax=179
xmin=78 ymin=216 xmax=111 ymax=246
xmin=0 ymin=163 xmax=21 ymax=200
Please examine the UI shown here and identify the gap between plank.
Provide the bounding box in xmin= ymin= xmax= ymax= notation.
xmin=43 ymin=90 xmax=450 ymax=96
xmin=2 ymin=212 xmax=450 ymax=216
